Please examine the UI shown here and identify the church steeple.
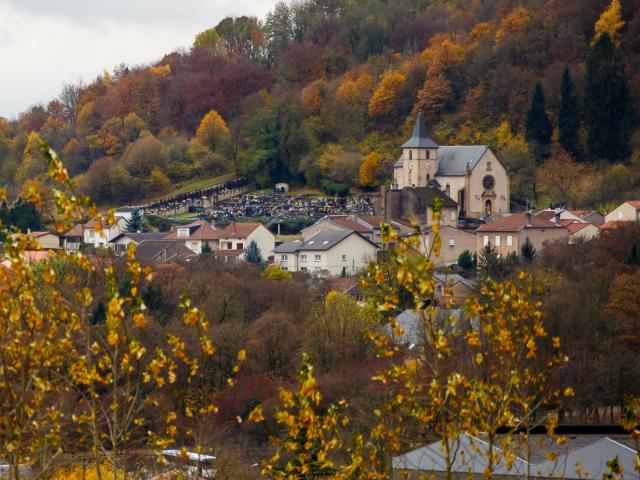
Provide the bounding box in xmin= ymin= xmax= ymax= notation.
xmin=402 ymin=111 xmax=439 ymax=148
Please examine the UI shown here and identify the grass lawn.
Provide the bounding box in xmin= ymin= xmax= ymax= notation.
xmin=165 ymin=173 xmax=236 ymax=197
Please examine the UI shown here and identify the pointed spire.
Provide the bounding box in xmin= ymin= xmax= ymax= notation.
xmin=402 ymin=111 xmax=439 ymax=149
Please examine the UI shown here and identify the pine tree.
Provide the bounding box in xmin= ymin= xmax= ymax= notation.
xmin=520 ymin=237 xmax=536 ymax=263
xmin=245 ymin=240 xmax=265 ymax=269
xmin=585 ymin=33 xmax=633 ymax=162
xmin=558 ymin=66 xmax=580 ymax=158
xmin=525 ymin=82 xmax=553 ymax=162
xmin=457 ymin=249 xmax=475 ymax=271
xmin=125 ymin=208 xmax=143 ymax=233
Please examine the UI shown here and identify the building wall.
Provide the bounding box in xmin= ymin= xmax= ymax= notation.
xmin=324 ymin=234 xmax=377 ymax=277
xmin=476 ymin=227 xmax=568 ymax=257
xmin=465 ymin=150 xmax=510 ymax=217
xmin=35 ymin=234 xmax=60 ymax=249
xmin=274 ymin=251 xmax=299 ymax=271
xmin=422 ymin=226 xmax=476 ymax=265
xmin=569 ymin=224 xmax=600 ymax=243
xmin=605 ymin=202 xmax=640 ymax=223
xmin=247 ymin=225 xmax=276 ymax=259
xmin=401 ymin=148 xmax=438 ymax=188
xmin=84 ymin=219 xmax=126 ymax=248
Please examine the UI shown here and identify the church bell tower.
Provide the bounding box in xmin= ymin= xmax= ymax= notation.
xmin=401 ymin=111 xmax=439 ymax=188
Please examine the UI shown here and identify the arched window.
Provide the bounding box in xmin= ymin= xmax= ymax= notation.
xmin=486 ymin=161 xmax=492 ymax=171
xmin=426 ymin=173 xmax=430 ymax=182
xmin=445 ymin=184 xmax=450 ymax=196
xmin=485 ymin=200 xmax=492 ymax=215
xmin=409 ymin=150 xmax=412 ymax=160
xmin=426 ymin=150 xmax=430 ymax=159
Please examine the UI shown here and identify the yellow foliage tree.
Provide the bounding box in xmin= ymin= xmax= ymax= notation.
xmin=495 ymin=6 xmax=535 ymax=42
xmin=594 ymin=0 xmax=625 ymax=45
xmin=358 ymin=152 xmax=385 ymax=188
xmin=368 ymin=70 xmax=406 ymax=118
xmin=300 ymin=78 xmax=326 ymax=115
xmin=195 ymin=110 xmax=230 ymax=153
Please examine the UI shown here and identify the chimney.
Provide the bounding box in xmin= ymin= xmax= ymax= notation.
xmin=525 ymin=211 xmax=532 ymax=227
xmin=554 ymin=210 xmax=561 ymax=226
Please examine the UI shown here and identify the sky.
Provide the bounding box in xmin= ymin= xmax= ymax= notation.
xmin=0 ymin=0 xmax=277 ymax=119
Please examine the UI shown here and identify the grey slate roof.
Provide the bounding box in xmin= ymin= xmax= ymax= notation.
xmin=109 ymin=232 xmax=168 ymax=244
xmin=275 ymin=230 xmax=374 ymax=253
xmin=394 ymin=145 xmax=490 ymax=176
xmin=393 ymin=434 xmax=640 ymax=479
xmin=401 ymin=111 xmax=439 ymax=148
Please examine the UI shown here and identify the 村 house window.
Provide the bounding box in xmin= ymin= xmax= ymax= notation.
xmin=507 ymin=235 xmax=513 ymax=247
xmin=301 ymin=254 xmax=307 ymax=262
xmin=495 ymin=235 xmax=501 ymax=247
xmin=281 ymin=254 xmax=288 ymax=261
xmin=301 ymin=267 xmax=308 ymax=271
xmin=483 ymin=235 xmax=489 ymax=246
xmin=236 ymin=243 xmax=244 ymax=250
xmin=178 ymin=228 xmax=189 ymax=237
xmin=449 ymin=238 xmax=455 ymax=246
xmin=315 ymin=255 xmax=321 ymax=262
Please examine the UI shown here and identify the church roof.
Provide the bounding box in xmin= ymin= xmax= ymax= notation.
xmin=394 ymin=145 xmax=490 ymax=176
xmin=401 ymin=111 xmax=439 ymax=149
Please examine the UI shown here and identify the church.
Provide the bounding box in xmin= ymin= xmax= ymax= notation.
xmin=392 ymin=112 xmax=510 ymax=218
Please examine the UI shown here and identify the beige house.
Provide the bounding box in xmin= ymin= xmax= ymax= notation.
xmin=433 ymin=273 xmax=477 ymax=307
xmin=393 ymin=112 xmax=509 ymax=218
xmin=563 ymin=221 xmax=600 ymax=243
xmin=163 ymin=220 xmax=219 ymax=254
xmin=604 ymin=200 xmax=640 ymax=224
xmin=418 ymin=225 xmax=476 ymax=266
xmin=27 ymin=231 xmax=60 ymax=249
xmin=379 ymin=186 xmax=459 ymax=227
xmin=274 ymin=230 xmax=377 ymax=277
xmin=475 ymin=212 xmax=568 ymax=257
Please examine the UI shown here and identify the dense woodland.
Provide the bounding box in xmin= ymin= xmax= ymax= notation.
xmin=0 ymin=0 xmax=639 ymax=213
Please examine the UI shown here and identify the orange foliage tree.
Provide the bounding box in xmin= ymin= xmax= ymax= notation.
xmin=368 ymin=71 xmax=406 ymax=118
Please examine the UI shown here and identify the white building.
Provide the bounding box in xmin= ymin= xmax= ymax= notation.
xmin=604 ymin=200 xmax=640 ymax=224
xmin=274 ymin=230 xmax=377 ymax=277
xmin=393 ymin=112 xmax=510 ymax=218
xmin=82 ymin=216 xmax=128 ymax=248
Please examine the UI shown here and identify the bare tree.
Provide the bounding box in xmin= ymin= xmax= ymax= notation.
xmin=58 ymin=81 xmax=85 ymax=127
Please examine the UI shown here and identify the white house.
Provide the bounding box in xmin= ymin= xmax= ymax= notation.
xmin=82 ymin=216 xmax=128 ymax=248
xmin=604 ymin=200 xmax=640 ymax=224
xmin=274 ymin=230 xmax=378 ymax=277
xmin=163 ymin=220 xmax=220 ymax=254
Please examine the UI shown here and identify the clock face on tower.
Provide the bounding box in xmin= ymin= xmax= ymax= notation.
xmin=482 ymin=175 xmax=495 ymax=190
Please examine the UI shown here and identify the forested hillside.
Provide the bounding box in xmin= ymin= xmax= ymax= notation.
xmin=1 ymin=0 xmax=639 ymax=211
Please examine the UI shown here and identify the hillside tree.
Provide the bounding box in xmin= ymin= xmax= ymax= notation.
xmin=558 ymin=65 xmax=580 ymax=158
xmin=525 ymin=82 xmax=553 ymax=162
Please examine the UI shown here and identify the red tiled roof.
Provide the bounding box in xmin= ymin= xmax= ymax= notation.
xmin=215 ymin=249 xmax=244 ymax=256
xmin=535 ymin=211 xmax=558 ymax=221
xmin=357 ymin=215 xmax=385 ymax=228
xmin=29 ymin=231 xmax=56 ymax=238
xmin=66 ymin=224 xmax=84 ymax=237
xmin=476 ymin=213 xmax=563 ymax=232
xmin=215 ymin=222 xmax=262 ymax=239
xmin=569 ymin=210 xmax=598 ymax=219
xmin=626 ymin=200 xmax=640 ymax=209
xmin=564 ymin=221 xmax=596 ymax=234
xmin=164 ymin=221 xmax=220 ymax=241
xmin=601 ymin=220 xmax=635 ymax=230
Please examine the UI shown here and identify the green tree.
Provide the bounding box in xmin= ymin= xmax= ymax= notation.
xmin=525 ymin=82 xmax=553 ymax=162
xmin=244 ymin=240 xmax=265 ymax=269
xmin=201 ymin=241 xmax=212 ymax=254
xmin=585 ymin=33 xmax=633 ymax=162
xmin=520 ymin=236 xmax=536 ymax=263
xmin=125 ymin=208 xmax=143 ymax=233
xmin=478 ymin=242 xmax=508 ymax=280
xmin=558 ymin=65 xmax=580 ymax=158
xmin=457 ymin=249 xmax=475 ymax=271
xmin=193 ymin=28 xmax=225 ymax=54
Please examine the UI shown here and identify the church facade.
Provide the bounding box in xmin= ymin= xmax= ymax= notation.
xmin=392 ymin=112 xmax=509 ymax=218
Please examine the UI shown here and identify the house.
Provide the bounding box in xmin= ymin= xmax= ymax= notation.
xmin=274 ymin=230 xmax=377 ymax=277
xmin=392 ymin=430 xmax=639 ymax=480
xmin=604 ymin=200 xmax=640 ymax=224
xmin=433 ymin=273 xmax=477 ymax=306
xmin=212 ymin=222 xmax=275 ymax=261
xmin=563 ymin=220 xmax=600 ymax=243
xmin=127 ymin=240 xmax=194 ymax=265
xmin=82 ymin=216 xmax=128 ymax=248
xmin=475 ymin=212 xmax=568 ymax=257
xmin=418 ymin=225 xmax=476 ymax=266
xmin=536 ymin=208 xmax=604 ymax=226
xmin=25 ymin=231 xmax=60 ymax=249
xmin=302 ymin=215 xmax=412 ymax=246
xmin=108 ymin=232 xmax=169 ymax=255
xmin=163 ymin=221 xmax=220 ymax=254
xmin=163 ymin=221 xmax=275 ymax=259
xmin=2 ymin=250 xmax=53 ymax=269
xmin=63 ymin=224 xmax=83 ymax=251
xmin=392 ymin=111 xmax=510 ymax=218
xmin=389 ymin=309 xmax=468 ymax=347
xmin=379 ymin=186 xmax=460 ymax=227
xmin=325 ymin=277 xmax=365 ymax=303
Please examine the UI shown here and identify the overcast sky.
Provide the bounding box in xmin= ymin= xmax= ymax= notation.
xmin=0 ymin=0 xmax=277 ymax=119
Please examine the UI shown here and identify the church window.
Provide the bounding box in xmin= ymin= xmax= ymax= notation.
xmin=426 ymin=174 xmax=430 ymax=181
xmin=409 ymin=150 xmax=412 ymax=160
xmin=445 ymin=184 xmax=450 ymax=196
xmin=485 ymin=200 xmax=492 ymax=215
xmin=482 ymin=175 xmax=495 ymax=190
xmin=486 ymin=161 xmax=492 ymax=171
xmin=426 ymin=150 xmax=430 ymax=159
